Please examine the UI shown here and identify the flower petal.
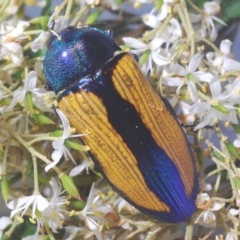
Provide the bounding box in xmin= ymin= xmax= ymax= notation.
xmin=188 ymin=54 xmax=203 ymax=72
xmin=142 ymin=14 xmax=159 ymax=28
xmin=83 ymin=183 xmax=96 ymax=212
xmin=170 ymin=64 xmax=187 ymax=76
xmin=24 ymin=71 xmax=38 ymax=90
xmin=69 ymin=162 xmax=87 ymax=177
xmin=7 ymin=196 xmax=31 ymax=210
xmin=85 ymin=217 xmax=102 ymax=240
xmin=222 ymin=58 xmax=240 ymax=71
xmin=122 ymin=37 xmax=147 ymax=50
xmin=56 ymin=108 xmax=71 ymax=137
xmin=210 ymin=77 xmax=222 ymax=99
xmin=36 ymin=195 xmax=49 ymax=212
xmin=220 ymin=39 xmax=232 ymax=55
xmin=151 ymin=52 xmax=170 ymax=66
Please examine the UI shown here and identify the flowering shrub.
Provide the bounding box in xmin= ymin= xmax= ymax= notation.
xmin=0 ymin=0 xmax=240 ymax=239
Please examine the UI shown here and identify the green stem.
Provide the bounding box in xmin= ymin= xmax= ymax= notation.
xmin=0 ymin=0 xmax=10 ymax=16
xmin=213 ymin=165 xmax=221 ymax=193
xmin=203 ymin=167 xmax=224 ymax=180
xmin=3 ymin=217 xmax=20 ymax=239
xmin=2 ymin=137 xmax=11 ymax=175
xmin=32 ymin=155 xmax=39 ymax=194
xmin=55 ymin=0 xmax=68 ymax=17
xmin=71 ymin=5 xmax=89 ymax=26
xmin=185 ymin=215 xmax=194 ymax=240
xmin=180 ymin=0 xmax=195 ymax=57
xmin=186 ymin=0 xmax=204 ymax=14
xmin=43 ymin=220 xmax=56 ymax=240
xmin=0 ymin=82 xmax=13 ymax=95
xmin=156 ymin=13 xmax=173 ymax=38
xmin=23 ymin=30 xmax=43 ymax=35
xmin=65 ymin=0 xmax=73 ymax=19
xmin=27 ymin=136 xmax=59 ymax=146
xmin=0 ymin=111 xmax=28 ymax=120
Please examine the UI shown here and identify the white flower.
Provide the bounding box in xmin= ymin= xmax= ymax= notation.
xmin=142 ymin=0 xmax=176 ymax=27
xmin=0 ymin=216 xmax=12 ymax=239
xmin=190 ymin=77 xmax=238 ymax=130
xmin=195 ymin=193 xmax=225 ymax=228
xmin=81 ymin=183 xmax=113 ymax=240
xmin=69 ymin=159 xmax=90 ymax=177
xmin=65 ymin=226 xmax=82 ymax=240
xmin=177 ymin=99 xmax=196 ymax=125
xmin=114 ymin=197 xmax=134 ymax=214
xmin=46 ymin=108 xmax=74 ymax=171
xmin=164 ymin=53 xmax=212 ymax=103
xmin=45 ymin=108 xmax=86 ymax=172
xmin=0 ymin=20 xmax=29 ymax=65
xmin=142 ymin=13 xmax=160 ymax=28
xmin=219 ymin=77 xmax=240 ymax=104
xmin=85 ymin=0 xmax=96 ymax=4
xmin=225 ymin=230 xmax=236 ymax=240
xmin=169 ymin=18 xmax=182 ymax=39
xmin=6 ymin=71 xmax=38 ymax=111
xmin=7 ymin=194 xmax=49 ymax=219
xmin=42 ymin=178 xmax=67 ymax=232
xmin=31 ymin=31 xmax=52 ymax=52
xmin=222 ymin=58 xmax=240 ymax=72
xmin=202 ymin=1 xmax=226 ymax=41
xmin=229 ymin=208 xmax=239 ymax=217
xmin=5 ymin=0 xmax=21 ymax=14
xmin=31 ymin=15 xmax=68 ymax=52
xmin=206 ymin=39 xmax=237 ymax=74
xmin=32 ymin=89 xmax=55 ymax=112
xmin=123 ymin=37 xmax=170 ymax=74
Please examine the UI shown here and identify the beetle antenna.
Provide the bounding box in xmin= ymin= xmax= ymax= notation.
xmin=49 ymin=20 xmax=55 ymax=30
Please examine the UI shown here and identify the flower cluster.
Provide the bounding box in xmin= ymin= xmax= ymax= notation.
xmin=0 ymin=0 xmax=240 ymax=239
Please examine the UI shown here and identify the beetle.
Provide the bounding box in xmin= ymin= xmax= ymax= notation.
xmin=43 ymin=26 xmax=199 ymax=223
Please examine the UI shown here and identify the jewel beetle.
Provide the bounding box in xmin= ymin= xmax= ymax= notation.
xmin=43 ymin=26 xmax=199 ymax=223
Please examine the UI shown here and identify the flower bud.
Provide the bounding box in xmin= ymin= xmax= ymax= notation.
xmin=31 ymin=113 xmax=54 ymax=125
xmin=85 ymin=10 xmax=101 ymax=25
xmin=65 ymin=140 xmax=90 ymax=152
xmin=60 ymin=174 xmax=81 ymax=199
xmin=29 ymin=16 xmax=50 ymax=31
xmin=224 ymin=138 xmax=240 ymax=159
